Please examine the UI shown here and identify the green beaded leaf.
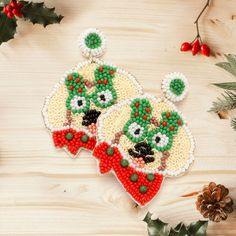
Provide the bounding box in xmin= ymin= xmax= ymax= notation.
xmin=159 ymin=111 xmax=183 ymax=135
xmin=94 ymin=65 xmax=117 ymax=85
xmin=21 ymin=1 xmax=63 ymax=27
xmin=123 ymin=119 xmax=148 ymax=143
xmin=65 ymin=72 xmax=87 ymax=95
xmin=147 ymin=128 xmax=173 ymax=152
xmin=93 ymin=65 xmax=117 ymax=108
xmin=0 ymin=11 xmax=17 ymax=45
xmin=130 ymin=98 xmax=152 ymax=124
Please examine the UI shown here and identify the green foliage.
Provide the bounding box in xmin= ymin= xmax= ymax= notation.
xmin=210 ymin=91 xmax=236 ymax=112
xmin=213 ymin=82 xmax=236 ymax=91
xmin=0 ymin=1 xmax=63 ymax=45
xmin=0 ymin=11 xmax=17 ymax=45
xmin=216 ymin=54 xmax=236 ymax=77
xmin=211 ymin=54 xmax=236 ymax=131
xmin=21 ymin=1 xmax=63 ymax=27
xmin=143 ymin=212 xmax=208 ymax=236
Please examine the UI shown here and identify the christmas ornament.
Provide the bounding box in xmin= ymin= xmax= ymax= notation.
xmin=196 ymin=182 xmax=234 ymax=222
xmin=210 ymin=54 xmax=236 ymax=131
xmin=0 ymin=0 xmax=63 ymax=45
xmin=42 ymin=28 xmax=142 ymax=158
xmin=144 ymin=212 xmax=208 ymax=236
xmin=161 ymin=72 xmax=188 ymax=102
xmin=180 ymin=0 xmax=211 ymax=57
xmin=93 ymin=94 xmax=194 ymax=206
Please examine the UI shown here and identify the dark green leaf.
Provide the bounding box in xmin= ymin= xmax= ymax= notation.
xmin=213 ymin=82 xmax=236 ymax=90
xmin=0 ymin=11 xmax=17 ymax=45
xmin=169 ymin=223 xmax=189 ymax=236
xmin=188 ymin=221 xmax=208 ymax=236
xmin=143 ymin=212 xmax=170 ymax=236
xmin=21 ymin=1 xmax=63 ymax=27
xmin=231 ymin=118 xmax=236 ymax=131
xmin=216 ymin=61 xmax=236 ymax=77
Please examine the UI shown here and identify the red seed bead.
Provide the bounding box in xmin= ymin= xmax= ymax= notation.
xmin=143 ymin=115 xmax=147 ymax=120
xmin=104 ymin=80 xmax=108 ymax=84
xmin=99 ymin=67 xmax=103 ymax=72
xmin=135 ymin=102 xmax=139 ymax=108
xmin=145 ymin=108 xmax=150 ymax=112
xmin=69 ymin=86 xmax=74 ymax=90
xmin=68 ymin=76 xmax=73 ymax=81
xmin=78 ymin=88 xmax=83 ymax=93
xmin=166 ymin=113 xmax=170 ymax=118
xmin=76 ymin=78 xmax=81 ymax=83
xmin=109 ymin=70 xmax=115 ymax=74
xmin=134 ymin=112 xmax=139 ymax=117
xmin=162 ymin=121 xmax=167 ymax=126
xmin=98 ymin=80 xmax=102 ymax=84
xmin=177 ymin=120 xmax=182 ymax=125
xmin=170 ymin=126 xmax=175 ymax=131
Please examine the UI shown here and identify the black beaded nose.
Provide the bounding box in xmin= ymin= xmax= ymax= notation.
xmin=82 ymin=109 xmax=101 ymax=127
xmin=128 ymin=141 xmax=155 ymax=164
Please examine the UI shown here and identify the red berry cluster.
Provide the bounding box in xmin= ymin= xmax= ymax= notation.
xmin=2 ymin=0 xmax=23 ymax=18
xmin=52 ymin=128 xmax=96 ymax=155
xmin=93 ymin=142 xmax=164 ymax=205
xmin=180 ymin=39 xmax=210 ymax=57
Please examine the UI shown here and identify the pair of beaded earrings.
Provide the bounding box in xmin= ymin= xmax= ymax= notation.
xmin=42 ymin=28 xmax=194 ymax=206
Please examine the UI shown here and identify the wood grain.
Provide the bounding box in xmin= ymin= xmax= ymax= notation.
xmin=0 ymin=0 xmax=236 ymax=235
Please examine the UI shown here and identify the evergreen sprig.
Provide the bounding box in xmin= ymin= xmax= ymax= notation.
xmin=211 ymin=54 xmax=236 ymax=131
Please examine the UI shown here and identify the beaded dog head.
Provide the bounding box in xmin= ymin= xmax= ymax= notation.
xmin=42 ymin=29 xmax=142 ymax=157
xmin=93 ymin=92 xmax=194 ymax=206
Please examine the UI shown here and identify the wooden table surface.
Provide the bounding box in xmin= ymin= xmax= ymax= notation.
xmin=0 ymin=0 xmax=236 ymax=235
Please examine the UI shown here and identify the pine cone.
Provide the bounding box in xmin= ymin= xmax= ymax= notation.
xmin=196 ymin=182 xmax=234 ymax=222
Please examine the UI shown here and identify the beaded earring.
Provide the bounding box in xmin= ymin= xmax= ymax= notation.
xmin=93 ymin=93 xmax=194 ymax=206
xmin=42 ymin=28 xmax=142 ymax=158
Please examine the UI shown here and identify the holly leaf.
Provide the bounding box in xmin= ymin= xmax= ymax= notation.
xmin=0 ymin=11 xmax=17 ymax=45
xmin=188 ymin=221 xmax=208 ymax=236
xmin=213 ymin=82 xmax=236 ymax=91
xmin=143 ymin=212 xmax=170 ymax=236
xmin=20 ymin=1 xmax=63 ymax=27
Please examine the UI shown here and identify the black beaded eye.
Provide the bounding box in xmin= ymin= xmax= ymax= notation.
xmin=67 ymin=95 xmax=90 ymax=113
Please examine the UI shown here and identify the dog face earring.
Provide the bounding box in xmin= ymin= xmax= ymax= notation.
xmin=93 ymin=72 xmax=194 ymax=206
xmin=42 ymin=28 xmax=142 ymax=157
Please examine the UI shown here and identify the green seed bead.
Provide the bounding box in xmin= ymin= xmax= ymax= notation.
xmin=146 ymin=174 xmax=155 ymax=182
xmin=106 ymin=147 xmax=114 ymax=156
xmin=130 ymin=173 xmax=138 ymax=182
xmin=65 ymin=132 xmax=74 ymax=141
xmin=139 ymin=185 xmax=148 ymax=194
xmin=120 ymin=159 xmax=129 ymax=168
xmin=81 ymin=134 xmax=89 ymax=143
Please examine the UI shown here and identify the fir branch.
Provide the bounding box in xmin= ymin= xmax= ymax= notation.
xmin=231 ymin=118 xmax=236 ymax=131
xmin=213 ymin=82 xmax=236 ymax=90
xmin=210 ymin=91 xmax=236 ymax=113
